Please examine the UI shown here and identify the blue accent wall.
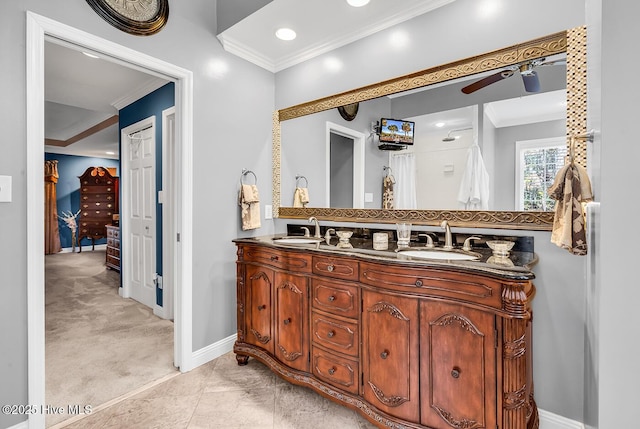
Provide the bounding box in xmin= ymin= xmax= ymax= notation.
xmin=119 ymin=82 xmax=175 ymax=306
xmin=45 ymin=153 xmax=119 ymax=249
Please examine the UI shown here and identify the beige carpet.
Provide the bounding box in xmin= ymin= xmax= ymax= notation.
xmin=45 ymin=249 xmax=176 ymax=427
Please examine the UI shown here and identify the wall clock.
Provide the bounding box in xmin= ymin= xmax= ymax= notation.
xmin=86 ymin=0 xmax=169 ymax=36
xmin=337 ymin=103 xmax=359 ymax=121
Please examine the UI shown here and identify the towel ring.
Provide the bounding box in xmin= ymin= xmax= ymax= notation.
xmin=295 ymin=175 xmax=308 ymax=187
xmin=241 ymin=168 xmax=257 ymax=185
xmin=383 ymin=166 xmax=393 ymax=176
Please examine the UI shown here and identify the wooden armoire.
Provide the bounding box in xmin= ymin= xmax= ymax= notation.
xmin=78 ymin=167 xmax=119 ymax=251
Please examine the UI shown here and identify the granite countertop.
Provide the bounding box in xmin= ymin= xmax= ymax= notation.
xmin=235 ymin=234 xmax=538 ymax=281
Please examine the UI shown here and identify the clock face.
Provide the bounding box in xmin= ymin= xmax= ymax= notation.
xmin=86 ymin=0 xmax=169 ymax=35
xmin=103 ymin=0 xmax=160 ymax=23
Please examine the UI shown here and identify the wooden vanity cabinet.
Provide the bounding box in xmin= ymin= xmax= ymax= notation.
xmin=237 ymin=246 xmax=311 ymax=372
xmin=234 ymin=241 xmax=538 ymax=429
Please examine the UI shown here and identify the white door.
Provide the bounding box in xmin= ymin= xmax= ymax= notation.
xmin=124 ymin=120 xmax=156 ymax=309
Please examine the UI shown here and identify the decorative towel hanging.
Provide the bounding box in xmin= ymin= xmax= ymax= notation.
xmin=382 ymin=166 xmax=395 ymax=209
xmin=239 ymin=169 xmax=261 ymax=230
xmin=548 ymin=136 xmax=594 ymax=255
xmin=293 ymin=175 xmax=310 ymax=208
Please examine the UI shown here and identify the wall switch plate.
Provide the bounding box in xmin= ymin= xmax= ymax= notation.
xmin=265 ymin=204 xmax=273 ymax=219
xmin=365 ymin=193 xmax=373 ymax=203
xmin=0 ymin=175 xmax=12 ymax=202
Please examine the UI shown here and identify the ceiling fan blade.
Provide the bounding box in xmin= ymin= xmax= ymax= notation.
xmin=521 ymin=70 xmax=541 ymax=92
xmin=461 ymin=70 xmax=514 ymax=94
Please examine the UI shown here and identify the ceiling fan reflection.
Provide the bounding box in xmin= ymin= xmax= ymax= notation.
xmin=461 ymin=57 xmax=565 ymax=95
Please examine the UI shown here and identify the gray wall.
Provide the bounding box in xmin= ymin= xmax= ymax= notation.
xmin=0 ymin=1 xmax=274 ymax=428
xmin=275 ymin=0 xmax=588 ymax=422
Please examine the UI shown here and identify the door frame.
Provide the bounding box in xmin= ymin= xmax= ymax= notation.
xmin=26 ymin=12 xmax=194 ymax=428
xmin=325 ymin=122 xmax=365 ymax=208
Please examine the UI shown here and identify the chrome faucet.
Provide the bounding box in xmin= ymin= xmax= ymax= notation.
xmin=441 ymin=220 xmax=453 ymax=250
xmin=309 ymin=216 xmax=321 ymax=238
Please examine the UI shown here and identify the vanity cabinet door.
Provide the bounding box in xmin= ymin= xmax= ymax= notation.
xmin=362 ymin=291 xmax=419 ymax=422
xmin=420 ymin=300 xmax=497 ymax=429
xmin=274 ymin=271 xmax=309 ymax=372
xmin=244 ymin=264 xmax=274 ymax=355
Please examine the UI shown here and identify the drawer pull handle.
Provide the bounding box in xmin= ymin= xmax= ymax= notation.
xmin=415 ymin=279 xmax=423 ymax=287
xmin=327 ymin=264 xmax=334 ymax=272
xmin=328 ymin=295 xmax=336 ymax=302
xmin=327 ymin=330 xmax=335 ymax=338
xmin=283 ymin=318 xmax=291 ymax=325
xmin=328 ymin=367 xmax=336 ymax=375
xmin=451 ymin=367 xmax=461 ymax=379
xmin=257 ymin=305 xmax=266 ymax=311
xmin=270 ymin=256 xmax=279 ymax=261
xmin=380 ymin=350 xmax=389 ymax=359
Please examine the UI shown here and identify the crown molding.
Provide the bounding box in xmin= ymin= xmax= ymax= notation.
xmin=219 ymin=0 xmax=455 ymax=73
xmin=111 ymin=77 xmax=169 ymax=110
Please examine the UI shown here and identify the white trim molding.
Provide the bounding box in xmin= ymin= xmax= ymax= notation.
xmin=26 ymin=11 xmax=194 ymax=429
xmin=191 ymin=334 xmax=237 ymax=369
xmin=539 ymin=409 xmax=585 ymax=429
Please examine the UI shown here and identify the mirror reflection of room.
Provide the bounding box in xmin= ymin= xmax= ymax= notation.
xmin=281 ymin=52 xmax=567 ymax=212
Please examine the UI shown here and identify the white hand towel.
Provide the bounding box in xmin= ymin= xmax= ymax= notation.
xmin=239 ymin=184 xmax=261 ymax=230
xmin=293 ymin=187 xmax=309 ymax=208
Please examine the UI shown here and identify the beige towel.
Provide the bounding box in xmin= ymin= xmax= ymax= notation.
xmin=239 ymin=184 xmax=261 ymax=230
xmin=382 ymin=175 xmax=395 ymax=209
xmin=548 ymin=163 xmax=593 ymax=255
xmin=293 ymin=187 xmax=309 ymax=208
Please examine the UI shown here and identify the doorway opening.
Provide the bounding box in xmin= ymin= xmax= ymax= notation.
xmin=27 ymin=12 xmax=194 ymax=429
xmin=325 ymin=122 xmax=365 ymax=208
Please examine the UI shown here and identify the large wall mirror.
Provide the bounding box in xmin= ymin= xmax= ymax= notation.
xmin=274 ymin=27 xmax=587 ymax=230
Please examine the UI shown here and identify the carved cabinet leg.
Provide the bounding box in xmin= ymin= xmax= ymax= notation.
xmin=236 ymin=354 xmax=250 ymax=366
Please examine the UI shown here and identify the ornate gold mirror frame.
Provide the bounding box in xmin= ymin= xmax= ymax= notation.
xmin=273 ymin=26 xmax=586 ymax=230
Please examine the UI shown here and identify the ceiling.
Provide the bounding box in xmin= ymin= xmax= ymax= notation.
xmin=44 ymin=0 xmax=564 ymax=160
xmin=217 ymin=0 xmax=455 ymax=72
xmin=44 ymin=41 xmax=168 ymax=159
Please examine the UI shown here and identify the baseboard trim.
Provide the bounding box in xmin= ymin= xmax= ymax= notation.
xmin=59 ymin=244 xmax=107 ymax=253
xmin=190 ymin=334 xmax=237 ymax=369
xmin=4 ymin=419 xmax=28 ymax=429
xmin=539 ymin=409 xmax=585 ymax=429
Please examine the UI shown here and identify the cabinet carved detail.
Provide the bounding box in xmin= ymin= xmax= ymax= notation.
xmin=504 ymin=333 xmax=527 ymax=359
xmin=250 ymin=329 xmax=270 ymax=344
xmin=504 ymin=385 xmax=528 ymax=410
xmin=433 ymin=405 xmax=481 ymax=429
xmin=501 ymin=283 xmax=529 ymax=316
xmin=250 ymin=271 xmax=271 ymax=285
xmin=277 ymin=280 xmax=303 ymax=294
xmin=277 ymin=344 xmax=302 ymax=361
xmin=432 ymin=313 xmax=481 ymax=335
xmin=368 ymin=301 xmax=410 ymax=321
xmin=368 ymin=382 xmax=409 ymax=407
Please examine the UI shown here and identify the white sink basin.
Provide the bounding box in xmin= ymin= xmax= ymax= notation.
xmin=272 ymin=237 xmax=322 ymax=245
xmin=397 ymin=249 xmax=481 ymax=261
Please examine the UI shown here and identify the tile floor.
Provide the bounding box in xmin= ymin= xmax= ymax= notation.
xmin=60 ymin=352 xmax=378 ymax=429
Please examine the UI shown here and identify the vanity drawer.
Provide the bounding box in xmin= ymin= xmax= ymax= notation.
xmin=359 ymin=261 xmax=501 ymax=308
xmin=312 ymin=346 xmax=359 ymax=395
xmin=311 ymin=278 xmax=359 ymax=319
xmin=312 ymin=256 xmax=358 ymax=281
xmin=241 ymin=245 xmax=312 ymax=273
xmin=312 ymin=311 xmax=359 ymax=357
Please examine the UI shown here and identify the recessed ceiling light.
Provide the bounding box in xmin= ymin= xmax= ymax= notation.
xmin=82 ymin=51 xmax=99 ymax=59
xmin=435 ymin=122 xmax=445 ymax=128
xmin=347 ymin=0 xmax=370 ymax=7
xmin=106 ymin=151 xmax=115 ymax=155
xmin=275 ymin=28 xmax=296 ymax=41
